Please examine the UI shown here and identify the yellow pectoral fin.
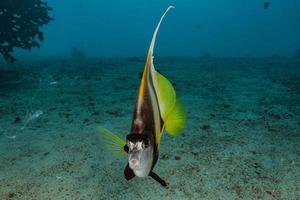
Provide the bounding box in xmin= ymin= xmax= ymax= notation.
xmin=97 ymin=127 xmax=127 ymax=158
xmin=165 ymin=99 xmax=187 ymax=136
xmin=154 ymin=70 xmax=176 ymax=120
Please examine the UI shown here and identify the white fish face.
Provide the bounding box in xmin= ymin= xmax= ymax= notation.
xmin=128 ymin=140 xmax=153 ymax=177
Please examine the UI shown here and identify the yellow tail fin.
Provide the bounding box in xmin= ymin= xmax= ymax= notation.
xmin=155 ymin=71 xmax=176 ymax=120
xmin=154 ymin=70 xmax=187 ymax=136
xmin=165 ymin=99 xmax=187 ymax=136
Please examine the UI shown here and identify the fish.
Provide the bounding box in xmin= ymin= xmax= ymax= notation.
xmin=98 ymin=5 xmax=186 ymax=187
xmin=195 ymin=24 xmax=201 ymax=29
xmin=264 ymin=2 xmax=270 ymax=9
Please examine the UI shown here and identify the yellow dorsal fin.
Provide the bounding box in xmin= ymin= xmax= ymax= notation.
xmin=97 ymin=127 xmax=127 ymax=158
xmin=165 ymin=99 xmax=187 ymax=136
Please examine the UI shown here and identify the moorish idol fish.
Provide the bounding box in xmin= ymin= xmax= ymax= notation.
xmin=99 ymin=6 xmax=186 ymax=187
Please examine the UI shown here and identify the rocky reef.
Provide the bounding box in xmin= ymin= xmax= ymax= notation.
xmin=0 ymin=0 xmax=53 ymax=62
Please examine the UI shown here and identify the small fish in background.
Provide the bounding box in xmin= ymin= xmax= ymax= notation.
xmin=264 ymin=2 xmax=270 ymax=9
xmin=98 ymin=6 xmax=186 ymax=187
xmin=49 ymin=81 xmax=58 ymax=85
xmin=195 ymin=24 xmax=201 ymax=29
xmin=21 ymin=110 xmax=43 ymax=130
xmin=79 ymin=3 xmax=84 ymax=9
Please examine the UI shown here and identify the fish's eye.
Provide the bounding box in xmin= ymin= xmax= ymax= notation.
xmin=142 ymin=142 xmax=148 ymax=149
xmin=128 ymin=141 xmax=133 ymax=149
xmin=144 ymin=139 xmax=149 ymax=146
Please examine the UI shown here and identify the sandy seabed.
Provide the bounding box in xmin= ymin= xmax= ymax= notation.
xmin=0 ymin=56 xmax=299 ymax=199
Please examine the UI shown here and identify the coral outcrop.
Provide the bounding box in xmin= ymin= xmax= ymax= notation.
xmin=0 ymin=0 xmax=53 ymax=62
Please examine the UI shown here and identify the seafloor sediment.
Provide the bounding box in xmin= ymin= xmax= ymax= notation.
xmin=0 ymin=57 xmax=299 ymax=199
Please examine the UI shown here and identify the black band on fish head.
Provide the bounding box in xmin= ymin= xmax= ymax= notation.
xmin=126 ymin=133 xmax=151 ymax=146
xmin=127 ymin=133 xmax=147 ymax=142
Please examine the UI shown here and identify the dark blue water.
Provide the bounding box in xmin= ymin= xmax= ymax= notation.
xmin=14 ymin=0 xmax=300 ymax=58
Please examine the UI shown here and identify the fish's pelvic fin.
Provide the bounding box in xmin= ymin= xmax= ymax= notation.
xmin=97 ymin=127 xmax=127 ymax=158
xmin=124 ymin=163 xmax=136 ymax=180
xmin=149 ymin=171 xmax=168 ymax=188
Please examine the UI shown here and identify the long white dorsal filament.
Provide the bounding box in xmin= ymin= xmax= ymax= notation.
xmin=149 ymin=6 xmax=174 ymax=56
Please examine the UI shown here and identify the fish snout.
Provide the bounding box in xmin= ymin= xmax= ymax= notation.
xmin=129 ymin=159 xmax=139 ymax=169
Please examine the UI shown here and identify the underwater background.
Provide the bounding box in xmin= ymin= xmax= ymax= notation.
xmin=0 ymin=0 xmax=300 ymax=199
